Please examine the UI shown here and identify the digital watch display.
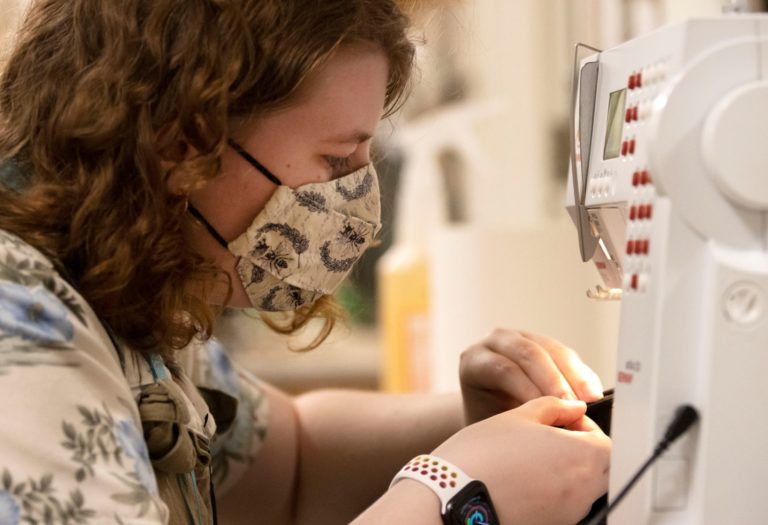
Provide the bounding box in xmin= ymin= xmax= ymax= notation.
xmin=443 ymin=480 xmax=500 ymax=525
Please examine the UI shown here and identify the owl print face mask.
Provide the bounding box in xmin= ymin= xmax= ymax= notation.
xmin=188 ymin=140 xmax=381 ymax=312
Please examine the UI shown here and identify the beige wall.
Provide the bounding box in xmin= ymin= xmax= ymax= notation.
xmin=0 ymin=0 xmax=28 ymax=61
xmin=413 ymin=0 xmax=742 ymax=387
xmin=0 ymin=0 xmax=741 ymax=390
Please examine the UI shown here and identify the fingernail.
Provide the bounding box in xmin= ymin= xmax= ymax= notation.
xmin=587 ymin=381 xmax=605 ymax=399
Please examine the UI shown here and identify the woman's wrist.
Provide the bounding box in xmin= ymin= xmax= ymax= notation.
xmin=352 ymin=478 xmax=442 ymax=525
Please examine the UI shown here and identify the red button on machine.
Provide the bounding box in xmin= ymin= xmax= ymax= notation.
xmin=625 ymin=108 xmax=633 ymax=123
xmin=632 ymin=106 xmax=639 ymax=121
xmin=631 ymin=274 xmax=638 ymax=290
xmin=628 ymin=139 xmax=636 ymax=155
xmin=629 ymin=205 xmax=637 ymax=220
xmin=638 ymin=205 xmax=646 ymax=220
xmin=635 ymin=72 xmax=642 ymax=88
xmin=628 ymin=74 xmax=636 ymax=90
xmin=642 ymin=240 xmax=650 ymax=254
xmin=632 ymin=171 xmax=640 ymax=186
xmin=640 ymin=170 xmax=650 ymax=185
xmin=627 ymin=241 xmax=634 ymax=255
xmin=646 ymin=204 xmax=653 ymax=219
xmin=621 ymin=141 xmax=628 ymax=156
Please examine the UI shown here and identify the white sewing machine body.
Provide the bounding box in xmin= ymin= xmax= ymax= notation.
xmin=565 ymin=16 xmax=768 ymax=524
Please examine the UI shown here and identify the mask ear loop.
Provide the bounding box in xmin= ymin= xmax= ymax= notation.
xmin=227 ymin=139 xmax=283 ymax=186
xmin=185 ymin=138 xmax=282 ymax=250
xmin=187 ymin=203 xmax=230 ymax=249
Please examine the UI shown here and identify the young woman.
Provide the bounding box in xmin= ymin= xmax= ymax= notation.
xmin=0 ymin=1 xmax=610 ymax=524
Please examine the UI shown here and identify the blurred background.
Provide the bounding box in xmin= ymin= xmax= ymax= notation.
xmin=0 ymin=0 xmax=762 ymax=394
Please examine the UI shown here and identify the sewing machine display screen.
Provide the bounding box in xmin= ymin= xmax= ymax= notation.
xmin=603 ymin=88 xmax=627 ymax=159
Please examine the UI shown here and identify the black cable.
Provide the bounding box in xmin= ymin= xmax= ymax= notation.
xmin=585 ymin=404 xmax=700 ymax=525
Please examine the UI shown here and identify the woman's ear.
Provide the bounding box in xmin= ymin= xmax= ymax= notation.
xmin=157 ymin=121 xmax=201 ymax=195
xmin=159 ymin=139 xmax=189 ymax=164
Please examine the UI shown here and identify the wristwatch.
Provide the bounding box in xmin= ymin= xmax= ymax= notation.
xmin=390 ymin=455 xmax=500 ymax=525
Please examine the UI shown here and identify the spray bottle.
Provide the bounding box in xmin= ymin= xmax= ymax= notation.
xmin=378 ymin=99 xmax=502 ymax=392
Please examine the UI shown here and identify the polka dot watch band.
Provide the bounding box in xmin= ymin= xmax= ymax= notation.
xmin=389 ymin=454 xmax=475 ymax=514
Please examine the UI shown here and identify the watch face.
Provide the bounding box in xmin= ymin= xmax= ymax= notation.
xmin=444 ymin=481 xmax=499 ymax=525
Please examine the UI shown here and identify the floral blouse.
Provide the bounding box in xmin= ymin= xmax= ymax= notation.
xmin=0 ymin=229 xmax=268 ymax=524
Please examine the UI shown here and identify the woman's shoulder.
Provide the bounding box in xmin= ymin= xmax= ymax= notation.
xmin=0 ymin=228 xmax=90 ymax=352
xmin=0 ymin=228 xmax=61 ymax=300
xmin=0 ymin=227 xmax=192 ymax=412
xmin=0 ymin=228 xmax=169 ymax=523
xmin=0 ymin=228 xmax=117 ymax=368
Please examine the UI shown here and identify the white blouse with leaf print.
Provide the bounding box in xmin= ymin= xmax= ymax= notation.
xmin=0 ymin=229 xmax=268 ymax=524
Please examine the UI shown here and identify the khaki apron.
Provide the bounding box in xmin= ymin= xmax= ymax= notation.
xmin=138 ymin=353 xmax=237 ymax=525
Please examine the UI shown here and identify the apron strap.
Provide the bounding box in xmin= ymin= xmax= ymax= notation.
xmin=146 ymin=353 xmax=168 ymax=381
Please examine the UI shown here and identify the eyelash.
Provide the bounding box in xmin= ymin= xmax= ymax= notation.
xmin=325 ymin=155 xmax=351 ymax=172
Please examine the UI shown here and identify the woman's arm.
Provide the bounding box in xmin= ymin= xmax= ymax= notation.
xmin=350 ymin=478 xmax=443 ymax=525
xmin=294 ymin=389 xmax=463 ymax=525
xmin=215 ymin=382 xmax=609 ymax=525
xmin=214 ymin=381 xmax=299 ymax=525
xmin=214 ymin=327 xmax=608 ymax=524
xmin=215 ymin=383 xmax=463 ymax=525
xmin=354 ymin=396 xmax=610 ymax=525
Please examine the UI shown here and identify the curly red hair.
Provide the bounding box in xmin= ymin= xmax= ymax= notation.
xmin=0 ymin=0 xmax=414 ymax=358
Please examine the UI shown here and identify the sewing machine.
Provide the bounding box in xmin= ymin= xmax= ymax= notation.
xmin=565 ymin=15 xmax=768 ymax=524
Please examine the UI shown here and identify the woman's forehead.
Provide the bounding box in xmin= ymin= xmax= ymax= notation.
xmin=274 ymin=45 xmax=389 ymax=141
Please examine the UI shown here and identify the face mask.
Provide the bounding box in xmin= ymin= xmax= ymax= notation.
xmin=189 ymin=140 xmax=382 ymax=312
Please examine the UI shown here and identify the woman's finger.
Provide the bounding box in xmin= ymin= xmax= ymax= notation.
xmin=483 ymin=329 xmax=577 ymax=401
xmin=514 ymin=396 xmax=588 ymax=427
xmin=460 ymin=345 xmax=543 ymax=405
xmin=565 ymin=414 xmax=604 ymax=434
xmin=520 ymin=330 xmax=604 ymax=402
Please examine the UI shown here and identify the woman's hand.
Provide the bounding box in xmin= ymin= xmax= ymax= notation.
xmin=433 ymin=396 xmax=611 ymax=525
xmin=460 ymin=329 xmax=604 ymax=425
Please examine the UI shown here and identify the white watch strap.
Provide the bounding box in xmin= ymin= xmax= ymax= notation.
xmin=389 ymin=454 xmax=475 ymax=514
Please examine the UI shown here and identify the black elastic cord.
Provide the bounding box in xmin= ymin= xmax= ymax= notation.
xmin=227 ymin=139 xmax=282 ymax=186
xmin=586 ymin=405 xmax=700 ymax=525
xmin=187 ymin=204 xmax=230 ymax=249
xmin=210 ymin=463 xmax=218 ymax=525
